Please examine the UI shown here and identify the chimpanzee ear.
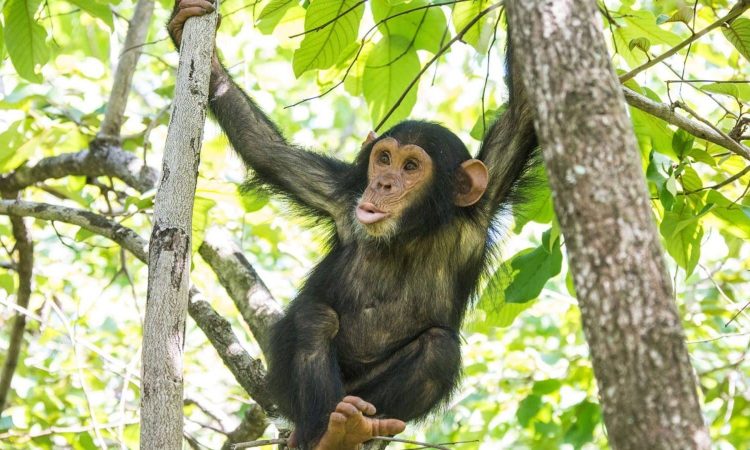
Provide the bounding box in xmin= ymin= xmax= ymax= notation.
xmin=454 ymin=159 xmax=489 ymax=207
xmin=361 ymin=131 xmax=378 ymax=149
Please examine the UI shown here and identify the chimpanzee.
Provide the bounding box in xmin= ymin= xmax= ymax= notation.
xmin=169 ymin=2 xmax=537 ymax=449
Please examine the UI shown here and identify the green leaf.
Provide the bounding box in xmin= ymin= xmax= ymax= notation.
xmin=292 ymin=0 xmax=365 ymax=77
xmin=680 ymin=166 xmax=702 ymax=192
xmin=504 ymin=230 xmax=563 ymax=303
xmin=628 ymin=37 xmax=650 ymax=53
xmin=564 ymin=401 xmax=601 ymax=448
xmin=722 ymin=17 xmax=750 ymax=61
xmin=513 ymin=165 xmax=553 ymax=232
xmin=532 ymin=379 xmax=562 ymax=395
xmin=362 ymin=35 xmax=420 ymax=130
xmin=517 ymin=394 xmax=543 ymax=427
xmin=66 ymin=0 xmax=113 ymax=29
xmin=671 ymin=129 xmax=694 ymax=160
xmin=0 ymin=273 xmax=16 ymax=295
xmin=659 ymin=205 xmax=703 ymax=276
xmin=452 ymin=0 xmax=498 ymax=54
xmin=665 ymin=6 xmax=694 ymax=25
xmin=3 ymin=0 xmax=49 ymax=82
xmin=75 ymin=228 xmax=95 ymax=242
xmin=470 ymin=105 xmax=504 ymax=141
xmin=240 ymin=188 xmax=269 ymax=213
xmin=702 ymin=82 xmax=750 ymax=102
xmin=256 ymin=0 xmax=300 ymax=34
xmin=371 ymin=0 xmax=447 ymax=54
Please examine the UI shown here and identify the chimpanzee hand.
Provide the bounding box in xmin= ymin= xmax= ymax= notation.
xmin=287 ymin=396 xmax=405 ymax=450
xmin=167 ymin=0 xmax=216 ymax=47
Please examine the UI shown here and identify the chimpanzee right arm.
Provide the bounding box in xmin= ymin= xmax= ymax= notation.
xmin=207 ymin=60 xmax=351 ymax=219
xmin=168 ymin=1 xmax=351 ymax=220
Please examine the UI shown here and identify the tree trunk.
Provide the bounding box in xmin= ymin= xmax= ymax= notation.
xmin=140 ymin=2 xmax=218 ymax=449
xmin=505 ymin=2 xmax=710 ymax=449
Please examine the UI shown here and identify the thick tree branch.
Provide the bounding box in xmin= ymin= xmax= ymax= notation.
xmin=619 ymin=0 xmax=750 ymax=83
xmin=0 ymin=145 xmax=158 ymax=194
xmin=98 ymin=0 xmax=156 ymax=140
xmin=0 ymin=200 xmax=33 ymax=413
xmin=0 ymin=199 xmax=148 ymax=261
xmin=623 ymin=87 xmax=750 ymax=161
xmin=188 ymin=288 xmax=276 ymax=414
xmin=198 ymin=229 xmax=282 ymax=357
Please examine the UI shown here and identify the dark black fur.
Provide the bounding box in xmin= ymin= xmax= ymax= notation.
xmin=202 ymin=41 xmax=536 ymax=450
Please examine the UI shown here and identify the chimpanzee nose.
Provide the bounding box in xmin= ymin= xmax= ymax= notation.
xmin=376 ymin=180 xmax=392 ymax=191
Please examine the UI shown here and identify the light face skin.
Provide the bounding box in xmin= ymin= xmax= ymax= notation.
xmin=356 ymin=137 xmax=434 ymax=237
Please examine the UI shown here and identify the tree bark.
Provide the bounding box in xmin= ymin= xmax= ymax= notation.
xmin=0 ymin=203 xmax=33 ymax=413
xmin=140 ymin=2 xmax=218 ymax=448
xmin=506 ymin=2 xmax=710 ymax=449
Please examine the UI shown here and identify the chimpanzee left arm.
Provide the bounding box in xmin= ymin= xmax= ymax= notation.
xmin=208 ymin=59 xmax=351 ymax=219
xmin=477 ymin=41 xmax=538 ymax=217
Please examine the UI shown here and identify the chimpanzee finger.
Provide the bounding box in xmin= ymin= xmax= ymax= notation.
xmin=373 ymin=418 xmax=406 ymax=436
xmin=178 ymin=0 xmax=215 ymax=12
xmin=335 ymin=401 xmax=360 ymax=418
xmin=325 ymin=413 xmax=348 ymax=440
xmin=342 ymin=395 xmax=376 ymax=415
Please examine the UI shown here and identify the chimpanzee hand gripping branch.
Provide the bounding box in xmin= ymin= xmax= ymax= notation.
xmin=169 ymin=2 xmax=537 ymax=449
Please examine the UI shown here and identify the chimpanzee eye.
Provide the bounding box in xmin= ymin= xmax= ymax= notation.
xmin=378 ymin=152 xmax=391 ymax=165
xmin=404 ymin=160 xmax=418 ymax=171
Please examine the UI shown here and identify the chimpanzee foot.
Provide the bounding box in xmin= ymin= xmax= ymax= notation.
xmin=311 ymin=396 xmax=405 ymax=450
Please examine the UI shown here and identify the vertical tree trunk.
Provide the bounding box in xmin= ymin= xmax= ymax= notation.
xmin=505 ymin=2 xmax=710 ymax=449
xmin=140 ymin=2 xmax=218 ymax=449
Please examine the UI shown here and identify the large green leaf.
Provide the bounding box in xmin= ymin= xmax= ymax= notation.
xmin=659 ymin=204 xmax=704 ymax=276
xmin=504 ymin=230 xmax=563 ymax=303
xmin=3 ymin=0 xmax=49 ymax=83
xmin=362 ymin=35 xmax=420 ymax=130
xmin=702 ymin=82 xmax=750 ymax=103
xmin=292 ymin=0 xmax=364 ymax=77
xmin=66 ymin=0 xmax=113 ymax=29
xmin=722 ymin=17 xmax=750 ymax=61
xmin=371 ymin=0 xmax=447 ymax=54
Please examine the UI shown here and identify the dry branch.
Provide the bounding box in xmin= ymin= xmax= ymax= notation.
xmin=0 ymin=144 xmax=158 ymax=194
xmin=198 ymin=229 xmax=282 ymax=356
xmin=0 ymin=200 xmax=33 ymax=413
xmin=98 ymin=0 xmax=156 ymax=140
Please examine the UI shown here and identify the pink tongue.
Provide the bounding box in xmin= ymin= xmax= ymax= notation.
xmin=356 ymin=203 xmax=388 ymax=224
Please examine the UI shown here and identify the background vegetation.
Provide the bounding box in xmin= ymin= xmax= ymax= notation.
xmin=0 ymin=0 xmax=748 ymax=448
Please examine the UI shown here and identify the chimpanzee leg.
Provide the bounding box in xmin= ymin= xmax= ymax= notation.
xmin=267 ymin=301 xmax=344 ymax=448
xmin=344 ymin=327 xmax=461 ymax=421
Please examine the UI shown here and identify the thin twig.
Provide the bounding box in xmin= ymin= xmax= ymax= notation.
xmin=371 ymin=435 xmax=455 ymax=450
xmin=230 ymin=438 xmax=288 ymax=449
xmin=619 ymin=0 xmax=750 ymax=82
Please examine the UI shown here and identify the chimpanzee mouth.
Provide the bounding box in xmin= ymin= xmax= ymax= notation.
xmin=356 ymin=202 xmax=390 ymax=224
